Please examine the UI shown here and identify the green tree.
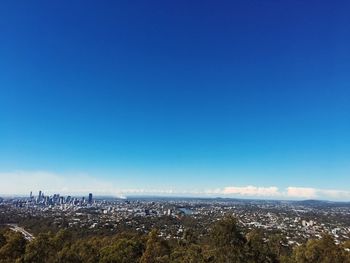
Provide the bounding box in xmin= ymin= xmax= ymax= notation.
xmin=53 ymin=229 xmax=73 ymax=250
xmin=140 ymin=230 xmax=170 ymax=263
xmin=0 ymin=233 xmax=6 ymax=249
xmin=99 ymin=238 xmax=144 ymax=263
xmin=245 ymin=229 xmax=278 ymax=263
xmin=24 ymin=232 xmax=56 ymax=263
xmin=182 ymin=229 xmax=198 ymax=245
xmin=56 ymin=245 xmax=82 ymax=263
xmin=0 ymin=231 xmax=27 ymax=263
xmin=56 ymin=238 xmax=101 ymax=263
xmin=293 ymin=234 xmax=350 ymax=263
xmin=171 ymin=244 xmax=207 ymax=263
xmin=268 ymin=234 xmax=289 ymax=258
xmin=209 ymin=216 xmax=246 ymax=263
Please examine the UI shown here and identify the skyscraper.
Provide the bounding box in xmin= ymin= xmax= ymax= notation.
xmin=88 ymin=193 xmax=93 ymax=204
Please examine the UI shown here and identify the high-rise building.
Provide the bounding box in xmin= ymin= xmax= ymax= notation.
xmin=88 ymin=193 xmax=93 ymax=204
xmin=38 ymin=190 xmax=42 ymax=202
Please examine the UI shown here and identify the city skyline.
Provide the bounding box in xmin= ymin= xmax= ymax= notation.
xmin=1 ymin=1 xmax=350 ymax=200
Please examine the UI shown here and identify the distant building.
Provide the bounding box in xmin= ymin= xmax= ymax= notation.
xmin=37 ymin=190 xmax=42 ymax=202
xmin=88 ymin=193 xmax=93 ymax=204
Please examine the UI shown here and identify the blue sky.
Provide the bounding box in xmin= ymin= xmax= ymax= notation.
xmin=1 ymin=1 xmax=350 ymax=199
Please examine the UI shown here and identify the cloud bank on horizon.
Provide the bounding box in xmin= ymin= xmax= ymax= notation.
xmin=0 ymin=171 xmax=349 ymax=201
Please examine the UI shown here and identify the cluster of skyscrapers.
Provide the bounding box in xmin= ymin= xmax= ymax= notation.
xmin=28 ymin=191 xmax=93 ymax=206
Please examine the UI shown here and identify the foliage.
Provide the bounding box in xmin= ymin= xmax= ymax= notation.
xmin=0 ymin=231 xmax=27 ymax=263
xmin=292 ymin=234 xmax=350 ymax=263
xmin=0 ymin=217 xmax=349 ymax=263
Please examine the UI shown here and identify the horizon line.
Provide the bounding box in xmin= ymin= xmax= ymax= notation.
xmin=1 ymin=193 xmax=350 ymax=203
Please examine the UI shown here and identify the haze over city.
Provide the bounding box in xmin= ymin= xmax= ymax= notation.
xmin=1 ymin=1 xmax=350 ymax=200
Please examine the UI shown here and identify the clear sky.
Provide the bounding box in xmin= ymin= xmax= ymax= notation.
xmin=1 ymin=1 xmax=350 ymax=200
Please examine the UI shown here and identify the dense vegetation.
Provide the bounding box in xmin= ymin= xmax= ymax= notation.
xmin=0 ymin=216 xmax=349 ymax=263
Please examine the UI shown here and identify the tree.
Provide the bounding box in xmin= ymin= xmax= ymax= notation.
xmin=171 ymin=244 xmax=207 ymax=263
xmin=182 ymin=229 xmax=198 ymax=246
xmin=293 ymin=234 xmax=350 ymax=263
xmin=99 ymin=238 xmax=144 ymax=263
xmin=23 ymin=232 xmax=56 ymax=263
xmin=0 ymin=233 xmax=6 ymax=248
xmin=209 ymin=216 xmax=246 ymax=263
xmin=267 ymin=233 xmax=290 ymax=259
xmin=53 ymin=229 xmax=73 ymax=250
xmin=140 ymin=230 xmax=170 ymax=263
xmin=0 ymin=231 xmax=27 ymax=263
xmin=56 ymin=245 xmax=82 ymax=263
xmin=244 ymin=229 xmax=278 ymax=263
xmin=56 ymin=238 xmax=101 ymax=263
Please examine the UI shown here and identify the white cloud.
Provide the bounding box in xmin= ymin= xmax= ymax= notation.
xmin=222 ymin=186 xmax=280 ymax=196
xmin=286 ymin=187 xmax=317 ymax=199
xmin=318 ymin=189 xmax=350 ymax=199
xmin=285 ymin=187 xmax=350 ymax=200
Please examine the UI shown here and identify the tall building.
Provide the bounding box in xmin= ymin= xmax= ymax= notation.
xmin=88 ymin=193 xmax=93 ymax=204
